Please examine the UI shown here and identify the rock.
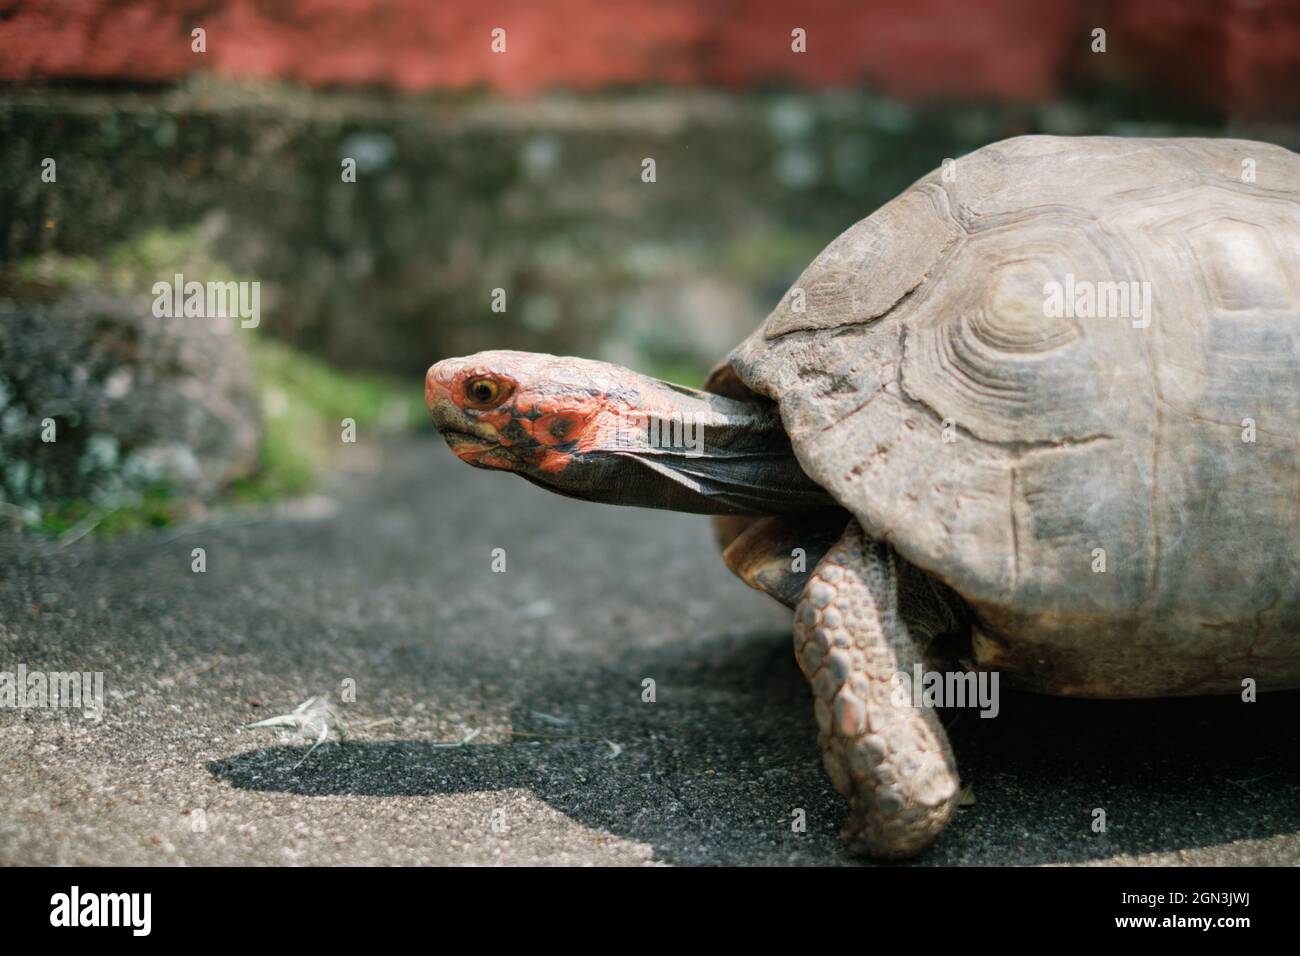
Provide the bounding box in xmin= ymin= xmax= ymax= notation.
xmin=0 ymin=281 xmax=260 ymax=518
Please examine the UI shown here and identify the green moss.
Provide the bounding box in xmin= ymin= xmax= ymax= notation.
xmin=17 ymin=225 xmax=219 ymax=295
xmin=16 ymin=227 xmax=428 ymax=534
xmin=232 ymin=336 xmax=427 ymax=503
xmin=34 ymin=484 xmax=177 ymax=536
xmin=29 ymin=341 xmax=425 ymax=534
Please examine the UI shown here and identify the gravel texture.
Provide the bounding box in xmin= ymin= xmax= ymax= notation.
xmin=1 ymin=436 xmax=1297 ymax=865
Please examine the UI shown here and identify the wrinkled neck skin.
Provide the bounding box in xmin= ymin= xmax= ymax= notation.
xmin=535 ymin=378 xmax=834 ymax=515
xmin=427 ymin=351 xmax=836 ymax=516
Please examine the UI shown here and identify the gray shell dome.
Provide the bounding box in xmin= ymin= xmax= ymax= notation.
xmin=722 ymin=136 xmax=1300 ymax=697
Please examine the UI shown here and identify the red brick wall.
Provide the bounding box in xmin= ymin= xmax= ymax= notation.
xmin=1 ymin=0 xmax=1297 ymax=116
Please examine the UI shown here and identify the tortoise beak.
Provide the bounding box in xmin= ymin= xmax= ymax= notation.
xmin=425 ymin=362 xmax=453 ymax=422
xmin=425 ymin=361 xmax=470 ymax=434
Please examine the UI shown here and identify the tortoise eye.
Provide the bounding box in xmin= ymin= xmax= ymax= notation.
xmin=464 ymin=376 xmax=507 ymax=408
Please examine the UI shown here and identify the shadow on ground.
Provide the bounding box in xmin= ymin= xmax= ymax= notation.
xmin=209 ymin=628 xmax=1300 ymax=866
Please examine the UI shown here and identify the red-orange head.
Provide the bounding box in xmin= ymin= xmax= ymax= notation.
xmin=425 ymin=350 xmax=833 ymax=515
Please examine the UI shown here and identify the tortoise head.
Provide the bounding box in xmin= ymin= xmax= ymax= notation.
xmin=425 ymin=350 xmax=647 ymax=476
xmin=425 ymin=350 xmax=834 ymax=515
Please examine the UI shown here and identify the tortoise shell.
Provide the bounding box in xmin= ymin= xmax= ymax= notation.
xmin=717 ymin=136 xmax=1300 ymax=697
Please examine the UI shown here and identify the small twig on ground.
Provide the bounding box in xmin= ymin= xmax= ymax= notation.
xmin=529 ymin=711 xmax=575 ymax=728
xmin=163 ymin=654 xmax=224 ymax=685
xmin=155 ymin=514 xmax=268 ymax=545
xmin=52 ymin=508 xmax=116 ymax=550
xmin=510 ymin=729 xmax=625 ymax=760
xmin=429 ymin=728 xmax=482 ymax=749
xmin=1226 ymin=773 xmax=1273 ymax=796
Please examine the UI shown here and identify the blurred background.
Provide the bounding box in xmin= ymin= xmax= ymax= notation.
xmin=2 ymin=0 xmax=1299 ymax=532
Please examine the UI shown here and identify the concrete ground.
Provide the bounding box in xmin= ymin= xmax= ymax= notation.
xmin=1 ymin=436 xmax=1297 ymax=866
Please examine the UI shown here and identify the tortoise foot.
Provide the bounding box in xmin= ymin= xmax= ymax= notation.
xmin=794 ymin=521 xmax=961 ymax=859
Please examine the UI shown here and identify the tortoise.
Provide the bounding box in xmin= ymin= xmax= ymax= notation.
xmin=425 ymin=135 xmax=1300 ymax=858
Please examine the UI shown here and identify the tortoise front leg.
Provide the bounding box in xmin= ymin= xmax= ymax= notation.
xmin=794 ymin=521 xmax=961 ymax=858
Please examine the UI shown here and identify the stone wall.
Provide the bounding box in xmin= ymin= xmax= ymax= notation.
xmin=6 ymin=84 xmax=1293 ymax=380
xmin=2 ymin=1 xmax=1299 ymax=119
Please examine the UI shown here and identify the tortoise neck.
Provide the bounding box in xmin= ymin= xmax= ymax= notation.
xmin=536 ymin=380 xmax=838 ymax=516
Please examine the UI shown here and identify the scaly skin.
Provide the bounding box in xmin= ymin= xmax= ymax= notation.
xmin=795 ymin=521 xmax=961 ymax=857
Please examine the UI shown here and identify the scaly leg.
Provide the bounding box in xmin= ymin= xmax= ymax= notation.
xmin=793 ymin=520 xmax=961 ymax=858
